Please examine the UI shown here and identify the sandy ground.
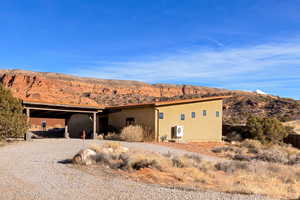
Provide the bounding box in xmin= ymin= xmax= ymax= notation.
xmin=0 ymin=139 xmax=275 ymax=200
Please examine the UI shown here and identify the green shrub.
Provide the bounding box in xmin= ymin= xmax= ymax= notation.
xmin=245 ymin=116 xmax=292 ymax=144
xmin=0 ymin=84 xmax=28 ymax=140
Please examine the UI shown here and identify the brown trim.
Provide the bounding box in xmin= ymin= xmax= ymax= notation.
xmin=154 ymin=96 xmax=231 ymax=107
xmin=24 ymin=106 xmax=100 ymax=113
xmin=105 ymin=96 xmax=231 ymax=110
xmin=106 ymin=103 xmax=155 ymax=110
xmin=23 ymin=96 xmax=231 ymax=112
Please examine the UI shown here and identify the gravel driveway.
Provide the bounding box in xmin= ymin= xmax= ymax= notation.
xmin=0 ymin=139 xmax=275 ymax=200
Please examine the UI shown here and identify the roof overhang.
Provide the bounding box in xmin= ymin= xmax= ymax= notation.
xmin=154 ymin=96 xmax=231 ymax=107
xmin=105 ymin=96 xmax=231 ymax=110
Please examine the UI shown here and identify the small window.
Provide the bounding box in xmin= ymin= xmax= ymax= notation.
xmin=159 ymin=112 xmax=164 ymax=119
xmin=191 ymin=112 xmax=196 ymax=118
xmin=180 ymin=114 xmax=185 ymax=120
xmin=126 ymin=117 xmax=135 ymax=126
xmin=203 ymin=110 xmax=207 ymax=116
xmin=41 ymin=120 xmax=46 ymax=128
xmin=216 ymin=111 xmax=220 ymax=117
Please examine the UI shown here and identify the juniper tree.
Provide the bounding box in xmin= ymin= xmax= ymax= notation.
xmin=246 ymin=116 xmax=293 ymax=144
xmin=0 ymin=84 xmax=28 ymax=140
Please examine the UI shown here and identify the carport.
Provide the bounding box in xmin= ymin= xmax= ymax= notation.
xmin=23 ymin=101 xmax=103 ymax=139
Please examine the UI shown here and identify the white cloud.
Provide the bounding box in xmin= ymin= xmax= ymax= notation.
xmin=72 ymin=40 xmax=300 ymax=99
xmin=255 ymin=89 xmax=267 ymax=95
xmin=74 ymin=41 xmax=300 ymax=81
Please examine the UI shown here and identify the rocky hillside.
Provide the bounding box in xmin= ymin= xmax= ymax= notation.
xmin=1 ymin=69 xmax=300 ymax=124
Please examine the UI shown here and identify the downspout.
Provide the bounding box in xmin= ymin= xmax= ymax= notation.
xmin=155 ymin=108 xmax=160 ymax=142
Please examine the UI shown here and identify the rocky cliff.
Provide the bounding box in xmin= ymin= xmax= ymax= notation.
xmin=1 ymin=69 xmax=299 ymax=124
xmin=0 ymin=69 xmax=228 ymax=105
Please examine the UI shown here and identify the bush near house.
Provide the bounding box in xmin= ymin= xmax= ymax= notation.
xmin=120 ymin=125 xmax=144 ymax=142
xmin=119 ymin=125 xmax=154 ymax=142
xmin=245 ymin=116 xmax=293 ymax=144
xmin=0 ymin=84 xmax=28 ymax=140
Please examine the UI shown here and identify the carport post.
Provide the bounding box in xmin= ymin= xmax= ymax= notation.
xmin=24 ymin=108 xmax=32 ymax=141
xmin=92 ymin=112 xmax=97 ymax=139
xmin=26 ymin=108 xmax=30 ymax=123
xmin=64 ymin=118 xmax=70 ymax=139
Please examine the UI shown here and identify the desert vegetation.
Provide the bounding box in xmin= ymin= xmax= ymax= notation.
xmin=73 ymin=141 xmax=300 ymax=199
xmin=212 ymin=139 xmax=300 ymax=165
xmin=224 ymin=116 xmax=294 ymax=144
xmin=0 ymin=84 xmax=28 ymax=141
xmin=104 ymin=125 xmax=154 ymax=142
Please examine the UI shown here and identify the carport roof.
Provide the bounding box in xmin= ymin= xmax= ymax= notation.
xmin=23 ymin=101 xmax=104 ymax=118
xmin=23 ymin=100 xmax=104 ymax=110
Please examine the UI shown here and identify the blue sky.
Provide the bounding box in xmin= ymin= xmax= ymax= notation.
xmin=0 ymin=0 xmax=300 ymax=99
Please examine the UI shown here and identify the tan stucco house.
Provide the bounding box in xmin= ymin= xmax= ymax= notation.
xmin=106 ymin=96 xmax=227 ymax=142
xmin=23 ymin=96 xmax=228 ymax=142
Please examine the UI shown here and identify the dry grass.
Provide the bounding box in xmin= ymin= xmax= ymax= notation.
xmin=212 ymin=139 xmax=300 ymax=165
xmin=74 ymin=142 xmax=300 ymax=199
xmin=120 ymin=125 xmax=144 ymax=142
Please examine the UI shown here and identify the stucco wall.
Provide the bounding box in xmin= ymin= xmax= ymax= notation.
xmin=156 ymin=100 xmax=223 ymax=142
xmin=108 ymin=107 xmax=155 ymax=132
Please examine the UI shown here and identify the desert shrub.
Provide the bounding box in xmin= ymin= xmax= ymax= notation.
xmin=215 ymin=161 xmax=250 ymax=174
xmin=120 ymin=125 xmax=144 ymax=142
xmin=212 ymin=146 xmax=243 ymax=155
xmin=255 ymin=149 xmax=289 ymax=164
xmin=287 ymin=154 xmax=300 ymax=165
xmin=125 ymin=153 xmax=170 ymax=171
xmin=239 ymin=139 xmax=263 ymax=154
xmin=171 ymin=156 xmax=191 ymax=168
xmin=160 ymin=135 xmax=167 ymax=142
xmin=0 ymin=84 xmax=28 ymax=140
xmin=184 ymin=154 xmax=202 ymax=163
xmin=233 ymin=154 xmax=252 ymax=161
xmin=245 ymin=116 xmax=292 ymax=144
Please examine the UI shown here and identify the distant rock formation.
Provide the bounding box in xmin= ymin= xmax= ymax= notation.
xmin=1 ymin=69 xmax=299 ymax=124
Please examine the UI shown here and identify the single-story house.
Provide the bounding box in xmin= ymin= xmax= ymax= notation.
xmin=23 ymin=96 xmax=229 ymax=142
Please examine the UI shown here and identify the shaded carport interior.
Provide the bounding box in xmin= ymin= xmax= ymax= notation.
xmin=23 ymin=101 xmax=103 ymax=139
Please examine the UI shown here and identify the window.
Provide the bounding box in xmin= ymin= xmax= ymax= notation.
xmin=216 ymin=111 xmax=220 ymax=117
xmin=203 ymin=110 xmax=207 ymax=116
xmin=180 ymin=114 xmax=185 ymax=120
xmin=159 ymin=112 xmax=164 ymax=119
xmin=191 ymin=112 xmax=196 ymax=118
xmin=125 ymin=117 xmax=135 ymax=126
